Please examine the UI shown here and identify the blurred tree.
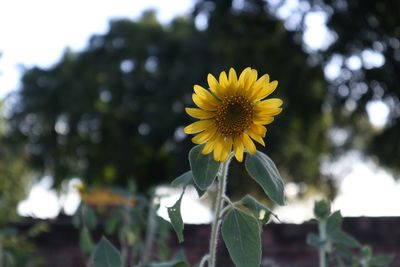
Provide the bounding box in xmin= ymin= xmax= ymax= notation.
xmin=0 ymin=101 xmax=32 ymax=225
xmin=296 ymin=0 xmax=400 ymax=172
xmin=6 ymin=3 xmax=332 ymax=195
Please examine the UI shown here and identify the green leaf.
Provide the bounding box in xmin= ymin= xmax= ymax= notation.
xmin=149 ymin=249 xmax=188 ymax=267
xmin=189 ymin=145 xmax=220 ymax=190
xmin=80 ymin=227 xmax=94 ymax=255
xmin=330 ymin=230 xmax=360 ymax=248
xmin=306 ymin=233 xmax=326 ymax=248
xmin=335 ymin=244 xmax=354 ymax=261
xmin=326 ymin=211 xmax=342 ymax=235
xmin=105 ymin=210 xmax=122 ymax=235
xmin=168 ymin=194 xmax=184 ymax=243
xmin=93 ymin=237 xmax=123 ymax=267
xmin=239 ymin=195 xmax=273 ymax=224
xmin=171 ymin=171 xmax=206 ymax=197
xmin=245 ymin=151 xmax=285 ymax=205
xmin=221 ymin=208 xmax=262 ymax=267
xmin=369 ymin=255 xmax=394 ymax=267
xmin=85 ymin=206 xmax=98 ymax=230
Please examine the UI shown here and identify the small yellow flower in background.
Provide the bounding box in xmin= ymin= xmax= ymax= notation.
xmin=184 ymin=67 xmax=283 ymax=162
xmin=75 ymin=183 xmax=137 ymax=207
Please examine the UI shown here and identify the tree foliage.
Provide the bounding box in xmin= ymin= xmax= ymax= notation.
xmin=0 ymin=102 xmax=32 ymax=225
xmin=8 ymin=0 xmax=398 ymax=193
xmin=299 ymin=0 xmax=400 ymax=172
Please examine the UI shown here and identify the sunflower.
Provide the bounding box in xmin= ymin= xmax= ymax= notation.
xmin=184 ymin=67 xmax=283 ymax=162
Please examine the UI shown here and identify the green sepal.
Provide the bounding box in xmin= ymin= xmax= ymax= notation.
xmin=238 ymin=194 xmax=274 ymax=224
xmin=221 ymin=208 xmax=262 ymax=267
xmin=167 ymin=193 xmax=185 ymax=243
xmin=171 ymin=171 xmax=206 ymax=197
xmin=93 ymin=237 xmax=123 ymax=267
xmin=189 ymin=145 xmax=220 ymax=190
xmin=245 ymin=151 xmax=285 ymax=205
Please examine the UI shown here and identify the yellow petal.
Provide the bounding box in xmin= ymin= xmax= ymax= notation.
xmin=253 ymin=116 xmax=275 ymax=125
xmin=185 ymin=108 xmax=215 ymax=119
xmin=194 ymin=85 xmax=220 ymax=106
xmin=256 ymin=98 xmax=283 ymax=109
xmin=228 ymin=68 xmax=238 ymax=85
xmin=202 ymin=133 xmax=219 ymax=155
xmin=242 ymin=69 xmax=258 ymax=92
xmin=207 ymin=74 xmax=224 ymax=99
xmin=239 ymin=67 xmax=252 ymax=89
xmin=233 ymin=137 xmax=244 ymax=162
xmin=249 ymin=73 xmax=270 ymax=99
xmin=242 ymin=133 xmax=257 ymax=154
xmin=248 ymin=123 xmax=267 ymax=137
xmin=219 ymin=137 xmax=233 ymax=162
xmin=202 ymin=141 xmax=214 ymax=155
xmin=256 ymin=109 xmax=283 ymax=117
xmin=247 ymin=128 xmax=265 ymax=146
xmin=213 ymin=135 xmax=224 ymax=162
xmin=191 ymin=125 xmax=217 ymax=144
xmin=252 ymin=80 xmax=279 ymax=101
xmin=254 ymin=106 xmax=283 ymax=117
xmin=193 ymin=94 xmax=216 ymax=111
xmin=219 ymin=71 xmax=229 ymax=89
xmin=252 ymin=74 xmax=270 ymax=91
xmin=184 ymin=120 xmax=212 ymax=134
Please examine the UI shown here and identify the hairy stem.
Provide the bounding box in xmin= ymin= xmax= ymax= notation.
xmin=141 ymin=195 xmax=158 ymax=266
xmin=319 ymin=219 xmax=327 ymax=267
xmin=208 ymin=159 xmax=230 ymax=267
xmin=199 ymin=255 xmax=210 ymax=267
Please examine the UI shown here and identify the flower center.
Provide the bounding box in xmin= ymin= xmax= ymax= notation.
xmin=215 ymin=94 xmax=254 ymax=137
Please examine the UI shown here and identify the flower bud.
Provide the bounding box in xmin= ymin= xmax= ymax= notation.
xmin=361 ymin=245 xmax=372 ymax=258
xmin=313 ymin=199 xmax=331 ymax=219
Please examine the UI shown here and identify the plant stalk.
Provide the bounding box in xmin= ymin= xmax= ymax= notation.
xmin=208 ymin=159 xmax=230 ymax=267
xmin=141 ymin=195 xmax=158 ymax=266
xmin=319 ymin=219 xmax=327 ymax=267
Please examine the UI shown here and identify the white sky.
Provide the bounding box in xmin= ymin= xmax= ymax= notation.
xmin=3 ymin=0 xmax=398 ymax=222
xmin=0 ymin=0 xmax=193 ymax=98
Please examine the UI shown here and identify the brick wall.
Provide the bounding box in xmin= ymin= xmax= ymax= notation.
xmin=14 ymin=216 xmax=400 ymax=267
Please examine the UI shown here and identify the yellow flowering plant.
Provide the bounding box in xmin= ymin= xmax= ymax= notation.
xmin=168 ymin=67 xmax=286 ymax=267
xmin=87 ymin=67 xmax=286 ymax=267
xmin=184 ymin=67 xmax=283 ymax=162
xmin=81 ymin=68 xmax=393 ymax=267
